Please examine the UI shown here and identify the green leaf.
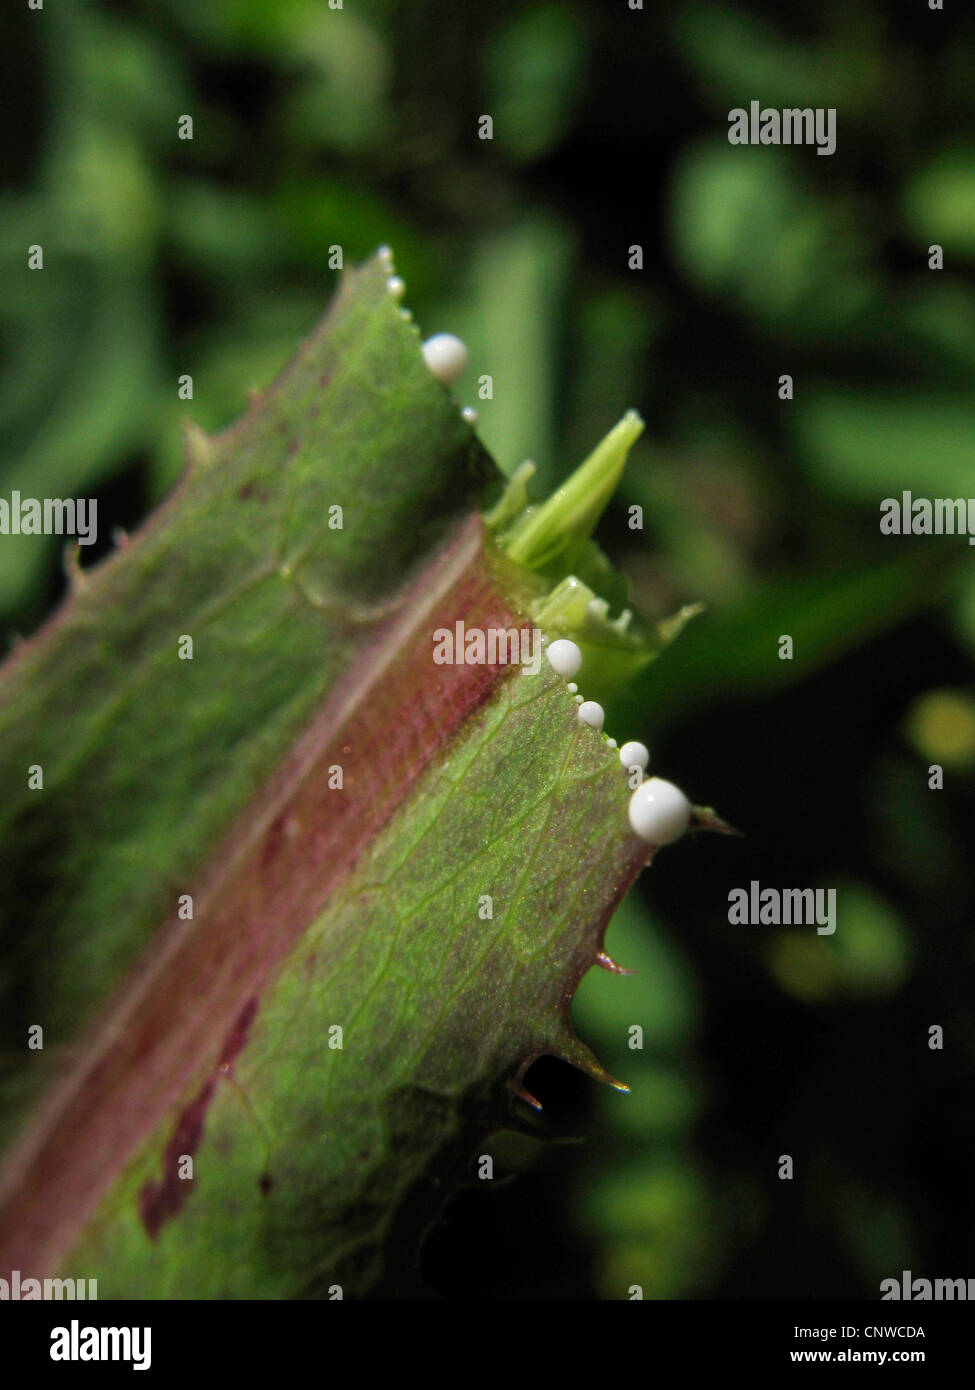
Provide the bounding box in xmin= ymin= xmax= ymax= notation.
xmin=0 ymin=252 xmax=682 ymax=1297
xmin=902 ymin=146 xmax=975 ymax=258
xmin=794 ymin=389 xmax=975 ymax=499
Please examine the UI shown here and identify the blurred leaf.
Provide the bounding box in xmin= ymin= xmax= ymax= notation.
xmin=669 ymin=142 xmax=875 ymax=334
xmin=273 ymin=177 xmax=425 ymax=272
xmin=902 ymin=147 xmax=975 ymax=258
xmin=904 ymin=689 xmax=975 ymax=771
xmin=673 ymin=1 xmax=886 ymax=114
xmin=573 ymin=892 xmax=699 ymax=1056
xmin=276 ymin=8 xmax=390 ymax=152
xmin=767 ymin=883 xmax=912 ymax=1001
xmin=444 ymin=220 xmax=575 ymax=487
xmin=483 ymin=2 xmax=587 ymax=163
xmin=795 ymin=389 xmax=975 ymax=498
xmin=0 ymin=266 xmax=158 ymax=620
xmin=583 ymin=1158 xmax=719 ymax=1299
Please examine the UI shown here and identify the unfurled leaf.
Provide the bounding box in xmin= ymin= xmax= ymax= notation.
xmin=0 ymin=252 xmax=705 ymax=1298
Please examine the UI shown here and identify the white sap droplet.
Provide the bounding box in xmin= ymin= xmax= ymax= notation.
xmin=387 ymin=276 xmax=406 ymax=299
xmin=619 ymin=740 xmax=650 ymax=772
xmin=606 ymin=738 xmax=618 ymax=749
xmin=573 ymin=694 xmax=584 ymax=705
xmin=461 ymin=405 xmax=478 ymax=425
xmin=546 ymin=638 xmax=582 ymax=679
xmin=422 ymin=333 xmax=469 ymax=386
xmin=628 ymin=777 xmax=692 ymax=846
xmin=566 ymin=682 xmax=578 ymax=694
xmin=578 ymin=700 xmax=604 ymax=731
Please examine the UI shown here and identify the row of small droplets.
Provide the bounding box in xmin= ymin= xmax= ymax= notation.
xmin=398 ymin=276 xmax=693 ymax=850
xmin=545 ymin=638 xmax=692 ymax=848
xmin=379 ymin=249 xmax=481 ymax=424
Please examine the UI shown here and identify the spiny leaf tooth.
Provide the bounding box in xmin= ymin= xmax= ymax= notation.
xmin=595 ymin=949 xmax=635 ymax=976
xmin=61 ymin=542 xmax=88 ymax=595
xmin=550 ymin=1027 xmax=630 ymax=1094
xmin=506 ymin=1076 xmax=544 ymax=1113
xmin=181 ymin=418 xmax=213 ymax=473
xmin=691 ymin=804 xmax=742 ymax=837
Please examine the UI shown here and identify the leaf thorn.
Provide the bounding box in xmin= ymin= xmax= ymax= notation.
xmin=553 ymin=1030 xmax=630 ymax=1094
xmin=691 ymin=804 xmax=742 ymax=837
xmin=595 ymin=949 xmax=635 ymax=976
xmin=507 ymin=1077 xmax=543 ymax=1112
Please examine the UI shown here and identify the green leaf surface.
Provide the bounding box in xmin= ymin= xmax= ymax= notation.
xmin=0 ymin=253 xmax=659 ymax=1297
xmin=69 ymin=609 xmax=648 ymax=1298
xmin=0 ymin=252 xmax=491 ymax=1067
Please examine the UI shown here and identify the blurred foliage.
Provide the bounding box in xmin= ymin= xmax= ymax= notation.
xmin=3 ymin=0 xmax=975 ymax=1298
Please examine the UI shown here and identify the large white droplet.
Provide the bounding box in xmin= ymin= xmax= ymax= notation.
xmin=628 ymin=777 xmax=692 ymax=846
xmin=422 ymin=333 xmax=469 ymax=386
xmin=578 ymin=700 xmax=604 ymax=731
xmin=619 ymin=740 xmax=650 ymax=772
xmin=547 ymin=638 xmax=582 ymax=679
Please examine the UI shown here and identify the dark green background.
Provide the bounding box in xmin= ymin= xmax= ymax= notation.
xmin=2 ymin=0 xmax=974 ymax=1298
